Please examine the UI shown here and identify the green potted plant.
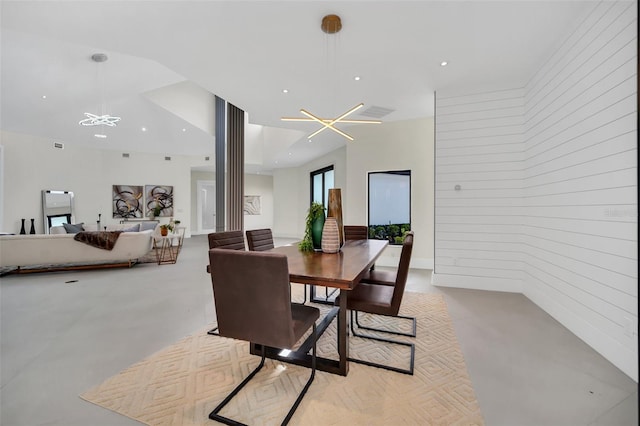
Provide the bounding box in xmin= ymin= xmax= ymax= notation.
xmin=299 ymin=202 xmax=325 ymax=252
xmin=151 ymin=204 xmax=162 ymax=219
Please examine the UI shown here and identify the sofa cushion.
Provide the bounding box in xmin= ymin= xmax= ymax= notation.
xmin=122 ymin=224 xmax=141 ymax=232
xmin=140 ymin=222 xmax=158 ymax=232
xmin=62 ymin=223 xmax=84 ymax=234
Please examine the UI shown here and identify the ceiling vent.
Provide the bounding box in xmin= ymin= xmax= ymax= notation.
xmin=359 ymin=106 xmax=395 ymax=119
xmin=122 ymin=153 xmax=130 ymax=158
xmin=53 ymin=142 xmax=64 ymax=149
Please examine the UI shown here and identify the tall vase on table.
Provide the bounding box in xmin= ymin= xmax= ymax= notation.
xmin=327 ymin=188 xmax=344 ymax=249
xmin=321 ymin=217 xmax=340 ymax=254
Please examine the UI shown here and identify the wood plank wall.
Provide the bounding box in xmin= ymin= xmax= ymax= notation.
xmin=215 ymin=96 xmax=226 ymax=232
xmin=434 ymin=0 xmax=637 ymax=380
xmin=521 ymin=0 xmax=637 ymax=380
xmin=433 ymin=87 xmax=526 ymax=292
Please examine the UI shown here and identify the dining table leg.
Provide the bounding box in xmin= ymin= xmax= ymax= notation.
xmin=338 ymin=289 xmax=349 ymax=376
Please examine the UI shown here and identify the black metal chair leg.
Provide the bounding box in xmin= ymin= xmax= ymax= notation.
xmin=209 ymin=325 xmax=318 ymax=426
xmin=209 ymin=346 xmax=267 ymax=425
xmin=207 ymin=326 xmax=219 ymax=336
xmin=281 ymin=323 xmax=317 ymax=426
xmin=348 ymin=311 xmax=415 ymax=375
xmin=354 ymin=310 xmax=417 ymax=338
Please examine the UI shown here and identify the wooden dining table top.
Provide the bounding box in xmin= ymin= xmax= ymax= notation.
xmin=269 ymin=239 xmax=388 ymax=290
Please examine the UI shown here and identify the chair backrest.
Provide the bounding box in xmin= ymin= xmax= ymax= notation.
xmin=344 ymin=225 xmax=368 ymax=240
xmin=245 ymin=228 xmax=275 ymax=251
xmin=209 ymin=249 xmax=297 ymax=348
xmin=390 ymin=231 xmax=414 ymax=314
xmin=208 ymin=230 xmax=246 ymax=251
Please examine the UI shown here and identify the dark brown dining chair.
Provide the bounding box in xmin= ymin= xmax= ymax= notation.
xmin=206 ymin=230 xmax=246 ymax=335
xmin=208 ymin=249 xmax=319 ymax=426
xmin=344 ymin=225 xmax=368 ymax=240
xmin=245 ymin=228 xmax=275 ymax=251
xmin=339 ymin=231 xmax=415 ymax=375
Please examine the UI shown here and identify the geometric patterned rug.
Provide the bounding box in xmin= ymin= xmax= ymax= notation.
xmin=80 ymin=292 xmax=484 ymax=425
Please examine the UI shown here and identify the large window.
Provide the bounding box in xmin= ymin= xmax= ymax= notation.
xmin=310 ymin=165 xmax=334 ymax=207
xmin=368 ymin=170 xmax=411 ymax=245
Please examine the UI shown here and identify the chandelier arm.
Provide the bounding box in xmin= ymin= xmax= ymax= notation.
xmin=302 ymin=109 xmax=353 ymax=140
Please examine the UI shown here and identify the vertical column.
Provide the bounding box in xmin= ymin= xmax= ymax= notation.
xmin=227 ymin=102 xmax=244 ymax=231
xmin=214 ymin=96 xmax=226 ymax=232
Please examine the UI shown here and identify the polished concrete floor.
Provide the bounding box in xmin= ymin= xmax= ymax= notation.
xmin=1 ymin=235 xmax=637 ymax=425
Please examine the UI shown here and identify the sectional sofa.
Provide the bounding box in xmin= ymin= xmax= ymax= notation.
xmin=0 ymin=222 xmax=156 ymax=273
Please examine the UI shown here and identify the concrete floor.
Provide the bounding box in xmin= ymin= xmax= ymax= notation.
xmin=1 ymin=235 xmax=637 ymax=425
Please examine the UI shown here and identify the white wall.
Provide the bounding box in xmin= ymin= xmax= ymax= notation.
xmin=347 ymin=118 xmax=434 ymax=268
xmin=273 ymin=147 xmax=346 ymax=239
xmin=433 ymin=88 xmax=526 ymax=292
xmin=244 ymin=173 xmax=274 ymax=231
xmin=433 ymin=1 xmax=638 ymax=380
xmin=1 ymin=131 xmax=194 ymax=236
xmin=521 ymin=0 xmax=637 ymax=381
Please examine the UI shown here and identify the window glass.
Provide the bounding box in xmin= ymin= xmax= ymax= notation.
xmin=368 ymin=170 xmax=411 ymax=244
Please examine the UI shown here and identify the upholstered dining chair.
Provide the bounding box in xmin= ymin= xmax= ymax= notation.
xmin=245 ymin=228 xmax=275 ymax=251
xmin=208 ymin=249 xmax=319 ymax=426
xmin=343 ymin=225 xmax=369 ymax=240
xmin=338 ymin=231 xmax=415 ymax=375
xmin=206 ymin=230 xmax=246 ymax=335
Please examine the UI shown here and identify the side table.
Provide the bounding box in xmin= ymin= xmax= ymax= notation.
xmin=153 ymin=227 xmax=185 ymax=265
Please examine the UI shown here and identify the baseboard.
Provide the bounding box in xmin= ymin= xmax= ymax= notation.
xmin=431 ymin=273 xmax=523 ymax=293
xmin=525 ymin=284 xmax=638 ymax=382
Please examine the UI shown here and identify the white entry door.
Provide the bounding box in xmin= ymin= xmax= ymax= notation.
xmin=197 ymin=180 xmax=216 ymax=234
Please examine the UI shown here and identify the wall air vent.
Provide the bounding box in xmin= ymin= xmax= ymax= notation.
xmin=165 ymin=156 xmax=171 ymax=161
xmin=359 ymin=105 xmax=395 ymax=119
xmin=122 ymin=153 xmax=130 ymax=158
xmin=53 ymin=142 xmax=64 ymax=149
xmin=205 ymin=156 xmax=210 ymax=161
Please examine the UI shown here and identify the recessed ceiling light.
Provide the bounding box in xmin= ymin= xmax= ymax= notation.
xmin=141 ymin=127 xmax=147 ymax=132
xmin=354 ymin=76 xmax=361 ymax=81
xmin=282 ymin=89 xmax=289 ymax=93
xmin=288 ymin=152 xmax=292 ymax=156
xmin=41 ymin=95 xmax=47 ymax=99
xmin=94 ymin=134 xmax=107 ymax=138
xmin=182 ymin=128 xmax=186 ymax=132
xmin=440 ymin=61 xmax=448 ymax=67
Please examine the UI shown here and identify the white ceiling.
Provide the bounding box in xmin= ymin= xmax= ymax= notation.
xmin=0 ymin=0 xmax=596 ymax=173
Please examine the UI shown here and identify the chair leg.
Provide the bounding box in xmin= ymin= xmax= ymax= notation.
xmin=348 ymin=311 xmax=415 ymax=375
xmin=353 ymin=310 xmax=417 ymax=338
xmin=207 ymin=326 xmax=219 ymax=336
xmin=209 ymin=346 xmax=267 ymax=425
xmin=282 ymin=323 xmax=317 ymax=426
xmin=209 ymin=324 xmax=317 ymax=426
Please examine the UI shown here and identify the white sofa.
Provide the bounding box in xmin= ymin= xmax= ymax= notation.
xmin=0 ymin=225 xmax=155 ymax=271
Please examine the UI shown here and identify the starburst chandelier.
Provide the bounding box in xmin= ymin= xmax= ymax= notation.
xmin=281 ymin=14 xmax=381 ymax=141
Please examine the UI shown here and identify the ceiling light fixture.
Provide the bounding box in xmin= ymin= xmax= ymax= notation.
xmin=280 ymin=14 xmax=381 ymax=141
xmin=440 ymin=61 xmax=448 ymax=67
xmin=354 ymin=76 xmax=361 ymax=81
xmin=79 ymin=53 xmax=121 ymax=128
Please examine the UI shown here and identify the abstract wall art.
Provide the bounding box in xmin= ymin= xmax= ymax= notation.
xmin=243 ymin=195 xmax=261 ymax=215
xmin=112 ymin=185 xmax=143 ymax=218
xmin=146 ymin=185 xmax=174 ymax=217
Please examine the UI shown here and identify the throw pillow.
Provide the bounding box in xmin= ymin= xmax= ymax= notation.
xmin=122 ymin=224 xmax=141 ymax=232
xmin=62 ymin=222 xmax=84 ymax=234
xmin=139 ymin=222 xmax=158 ymax=232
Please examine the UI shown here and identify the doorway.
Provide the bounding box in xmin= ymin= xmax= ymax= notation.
xmin=197 ymin=180 xmax=216 ymax=234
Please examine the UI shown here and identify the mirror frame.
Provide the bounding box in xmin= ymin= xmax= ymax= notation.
xmin=42 ymin=190 xmax=75 ymax=234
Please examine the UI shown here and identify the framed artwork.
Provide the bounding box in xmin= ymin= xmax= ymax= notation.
xmin=146 ymin=185 xmax=174 ymax=217
xmin=243 ymin=195 xmax=261 ymax=215
xmin=112 ymin=185 xmax=143 ymax=218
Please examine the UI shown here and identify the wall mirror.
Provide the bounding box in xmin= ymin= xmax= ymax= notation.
xmin=42 ymin=190 xmax=75 ymax=234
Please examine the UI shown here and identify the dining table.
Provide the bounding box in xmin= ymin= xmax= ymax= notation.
xmin=249 ymin=238 xmax=388 ymax=376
